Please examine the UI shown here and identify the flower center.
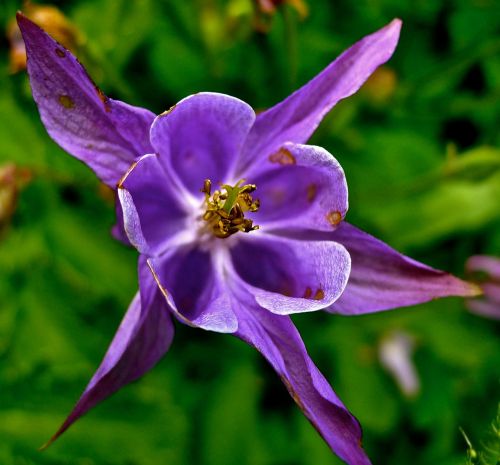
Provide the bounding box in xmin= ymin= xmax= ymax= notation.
xmin=200 ymin=179 xmax=260 ymax=239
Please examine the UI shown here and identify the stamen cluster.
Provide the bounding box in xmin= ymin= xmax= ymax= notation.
xmin=201 ymin=179 xmax=260 ymax=238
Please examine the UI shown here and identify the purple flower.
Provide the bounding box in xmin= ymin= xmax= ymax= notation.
xmin=465 ymin=256 xmax=500 ymax=319
xmin=18 ymin=13 xmax=480 ymax=465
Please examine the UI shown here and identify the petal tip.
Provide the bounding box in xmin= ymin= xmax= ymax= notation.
xmin=15 ymin=10 xmax=27 ymax=23
xmin=390 ymin=18 xmax=403 ymax=29
xmin=16 ymin=10 xmax=37 ymax=32
xmin=447 ymin=275 xmax=483 ymax=298
xmin=38 ymin=428 xmax=62 ymax=451
xmin=38 ymin=440 xmax=52 ymax=452
xmin=467 ymin=281 xmax=484 ymax=298
xmin=385 ymin=18 xmax=402 ymax=41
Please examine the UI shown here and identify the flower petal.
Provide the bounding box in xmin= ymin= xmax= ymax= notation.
xmin=466 ymin=255 xmax=500 ymax=280
xmin=117 ymin=154 xmax=188 ymax=256
xmin=250 ymin=143 xmax=348 ymax=232
xmin=230 ymin=234 xmax=350 ymax=314
xmin=234 ymin=301 xmax=371 ymax=465
xmin=150 ymin=93 xmax=255 ymax=195
xmin=236 ymin=19 xmax=401 ymax=175
xmin=326 ymin=223 xmax=481 ymax=314
xmin=17 ymin=13 xmax=155 ymax=187
xmin=111 ymin=199 xmax=131 ymax=245
xmin=146 ymin=250 xmax=238 ymax=333
xmin=464 ymin=255 xmax=500 ymax=319
xmin=44 ymin=261 xmax=174 ymax=446
xmin=466 ymin=295 xmax=500 ymax=320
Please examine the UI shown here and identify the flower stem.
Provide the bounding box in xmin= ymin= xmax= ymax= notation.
xmin=479 ymin=403 xmax=500 ymax=465
xmin=462 ymin=402 xmax=500 ymax=465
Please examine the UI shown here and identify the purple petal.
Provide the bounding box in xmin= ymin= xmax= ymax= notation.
xmin=236 ymin=19 xmax=401 ymax=175
xmin=117 ymin=154 xmax=188 ymax=256
xmin=17 ymin=13 xmax=155 ymax=187
xmin=464 ymin=255 xmax=499 ymax=319
xmin=230 ymin=234 xmax=350 ymax=314
xmin=326 ymin=223 xmax=481 ymax=314
xmin=234 ymin=301 xmax=371 ymax=465
xmin=150 ymin=93 xmax=255 ymax=195
xmin=483 ymin=283 xmax=500 ymax=302
xmin=466 ymin=255 xmax=500 ymax=281
xmin=111 ymin=199 xmax=131 ymax=245
xmin=250 ymin=143 xmax=348 ymax=232
xmin=146 ymin=250 xmax=238 ymax=333
xmin=466 ymin=295 xmax=500 ymax=320
xmin=44 ymin=261 xmax=174 ymax=446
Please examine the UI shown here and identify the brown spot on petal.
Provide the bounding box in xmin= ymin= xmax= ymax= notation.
xmin=326 ymin=210 xmax=342 ymax=226
xmin=96 ymin=86 xmax=111 ymax=112
xmin=58 ymin=94 xmax=74 ymax=109
xmin=55 ymin=48 xmax=66 ymax=58
xmin=306 ymin=183 xmax=317 ymax=202
xmin=277 ymin=281 xmax=294 ymax=297
xmin=313 ymin=289 xmax=324 ymax=300
xmin=269 ymin=148 xmax=296 ymax=165
xmin=268 ymin=188 xmax=286 ymax=205
xmin=303 ymin=287 xmax=324 ymax=300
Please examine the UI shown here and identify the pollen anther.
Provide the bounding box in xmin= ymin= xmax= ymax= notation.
xmin=201 ymin=179 xmax=260 ymax=239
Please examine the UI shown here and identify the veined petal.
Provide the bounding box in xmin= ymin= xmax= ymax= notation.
xmin=146 ymin=250 xmax=238 ymax=333
xmin=117 ymin=154 xmax=187 ymax=256
xmin=236 ymin=19 xmax=401 ymax=175
xmin=234 ymin=302 xmax=371 ymax=465
xmin=250 ymin=143 xmax=348 ymax=232
xmin=326 ymin=223 xmax=481 ymax=314
xmin=150 ymin=93 xmax=255 ymax=196
xmin=17 ymin=13 xmax=155 ymax=187
xmin=44 ymin=261 xmax=174 ymax=446
xmin=230 ymin=234 xmax=350 ymax=314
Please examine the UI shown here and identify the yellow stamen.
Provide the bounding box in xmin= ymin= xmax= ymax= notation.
xmin=201 ymin=179 xmax=260 ymax=239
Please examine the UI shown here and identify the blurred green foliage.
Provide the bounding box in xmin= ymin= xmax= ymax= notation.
xmin=0 ymin=0 xmax=499 ymax=464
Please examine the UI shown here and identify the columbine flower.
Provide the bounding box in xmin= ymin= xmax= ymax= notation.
xmin=465 ymin=256 xmax=500 ymax=319
xmin=18 ymin=13 xmax=480 ymax=465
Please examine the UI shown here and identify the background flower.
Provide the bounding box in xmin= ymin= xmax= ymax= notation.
xmin=465 ymin=255 xmax=500 ymax=319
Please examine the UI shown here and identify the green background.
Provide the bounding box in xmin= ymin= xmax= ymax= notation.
xmin=1 ymin=0 xmax=499 ymax=464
